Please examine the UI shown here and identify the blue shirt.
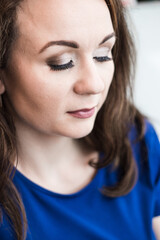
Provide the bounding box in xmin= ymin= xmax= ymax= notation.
xmin=0 ymin=121 xmax=160 ymax=240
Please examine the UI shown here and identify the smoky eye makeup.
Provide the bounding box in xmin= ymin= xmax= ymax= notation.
xmin=46 ymin=45 xmax=114 ymax=72
xmin=46 ymin=54 xmax=75 ymax=71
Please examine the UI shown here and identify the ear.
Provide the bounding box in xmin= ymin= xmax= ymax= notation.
xmin=0 ymin=80 xmax=5 ymax=94
xmin=0 ymin=72 xmax=6 ymax=95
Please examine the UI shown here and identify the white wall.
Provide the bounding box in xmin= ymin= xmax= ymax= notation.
xmin=129 ymin=2 xmax=160 ymax=137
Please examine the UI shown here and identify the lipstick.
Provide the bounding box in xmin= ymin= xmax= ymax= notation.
xmin=68 ymin=107 xmax=95 ymax=119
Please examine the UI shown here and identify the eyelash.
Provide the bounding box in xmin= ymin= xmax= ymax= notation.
xmin=48 ymin=56 xmax=112 ymax=71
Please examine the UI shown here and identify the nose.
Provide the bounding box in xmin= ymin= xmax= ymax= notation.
xmin=73 ymin=60 xmax=105 ymax=95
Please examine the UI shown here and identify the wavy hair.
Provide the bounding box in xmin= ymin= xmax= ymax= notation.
xmin=0 ymin=0 xmax=146 ymax=239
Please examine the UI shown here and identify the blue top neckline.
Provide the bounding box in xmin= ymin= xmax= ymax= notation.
xmin=14 ymin=166 xmax=104 ymax=199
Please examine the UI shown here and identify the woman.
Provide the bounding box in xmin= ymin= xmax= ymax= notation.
xmin=0 ymin=0 xmax=160 ymax=239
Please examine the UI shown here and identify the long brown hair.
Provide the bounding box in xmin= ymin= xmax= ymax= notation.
xmin=0 ymin=0 xmax=146 ymax=239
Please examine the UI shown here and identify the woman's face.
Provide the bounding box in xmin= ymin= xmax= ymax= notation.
xmin=2 ymin=0 xmax=116 ymax=139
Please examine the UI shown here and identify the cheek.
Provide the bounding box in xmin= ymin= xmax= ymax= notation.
xmin=5 ymin=73 xmax=43 ymax=112
xmin=3 ymin=69 xmax=70 ymax=134
xmin=3 ymin=65 xmax=68 ymax=120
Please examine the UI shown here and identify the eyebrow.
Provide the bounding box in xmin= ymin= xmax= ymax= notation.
xmin=39 ymin=32 xmax=115 ymax=53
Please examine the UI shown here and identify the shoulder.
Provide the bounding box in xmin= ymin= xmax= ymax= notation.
xmin=144 ymin=121 xmax=160 ymax=186
xmin=144 ymin=120 xmax=160 ymax=150
xmin=129 ymin=119 xmax=160 ymax=146
xmin=129 ymin=119 xmax=160 ymax=156
xmin=129 ymin=120 xmax=160 ymax=187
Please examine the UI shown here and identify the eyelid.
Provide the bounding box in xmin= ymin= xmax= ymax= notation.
xmin=47 ymin=53 xmax=77 ymax=64
xmin=47 ymin=56 xmax=73 ymax=66
xmin=46 ymin=44 xmax=114 ymax=67
xmin=93 ymin=47 xmax=111 ymax=56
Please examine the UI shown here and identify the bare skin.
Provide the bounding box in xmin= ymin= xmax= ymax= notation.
xmin=0 ymin=0 xmax=159 ymax=238
xmin=0 ymin=0 xmax=115 ymax=193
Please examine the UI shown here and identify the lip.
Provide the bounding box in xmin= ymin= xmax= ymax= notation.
xmin=67 ymin=107 xmax=95 ymax=119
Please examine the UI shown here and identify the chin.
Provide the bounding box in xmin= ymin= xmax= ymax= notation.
xmin=64 ymin=124 xmax=94 ymax=139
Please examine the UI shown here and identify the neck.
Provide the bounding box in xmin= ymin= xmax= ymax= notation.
xmin=14 ymin=120 xmax=98 ymax=180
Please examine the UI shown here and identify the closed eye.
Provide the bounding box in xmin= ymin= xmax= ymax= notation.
xmin=93 ymin=56 xmax=112 ymax=62
xmin=48 ymin=60 xmax=74 ymax=71
xmin=48 ymin=55 xmax=112 ymax=71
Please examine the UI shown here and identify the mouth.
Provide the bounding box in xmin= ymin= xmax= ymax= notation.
xmin=67 ymin=107 xmax=95 ymax=119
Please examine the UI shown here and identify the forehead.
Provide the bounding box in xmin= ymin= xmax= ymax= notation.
xmin=16 ymin=0 xmax=114 ymax=52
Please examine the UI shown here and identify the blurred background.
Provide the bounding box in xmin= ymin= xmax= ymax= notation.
xmin=122 ymin=0 xmax=160 ymax=138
